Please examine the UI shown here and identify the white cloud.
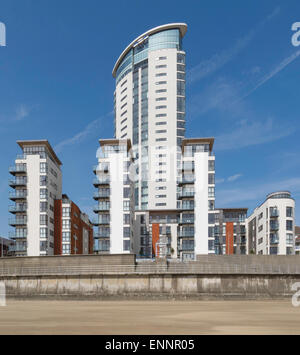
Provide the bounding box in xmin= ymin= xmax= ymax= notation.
xmin=228 ymin=174 xmax=243 ymax=182
xmin=55 ymin=111 xmax=113 ymax=152
xmin=214 ymin=118 xmax=293 ymax=151
xmin=239 ymin=50 xmax=300 ymax=101
xmin=15 ymin=104 xmax=30 ymax=121
xmin=187 ymin=7 xmax=280 ymax=84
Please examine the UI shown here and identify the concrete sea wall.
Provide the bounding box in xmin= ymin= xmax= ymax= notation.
xmin=0 ymin=254 xmax=300 ymax=299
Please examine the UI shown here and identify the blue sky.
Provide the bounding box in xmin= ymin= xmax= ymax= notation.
xmin=1 ymin=0 xmax=300 ymax=236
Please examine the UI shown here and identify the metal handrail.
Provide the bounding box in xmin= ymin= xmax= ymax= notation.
xmin=0 ymin=263 xmax=299 ymax=276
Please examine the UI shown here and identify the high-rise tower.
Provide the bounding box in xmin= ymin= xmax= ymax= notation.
xmin=112 ymin=23 xmax=187 ymax=211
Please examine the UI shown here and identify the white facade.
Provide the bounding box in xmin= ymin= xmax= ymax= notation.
xmin=9 ymin=140 xmax=62 ymax=256
xmin=178 ymin=138 xmax=216 ymax=260
xmin=93 ymin=139 xmax=134 ymax=254
xmin=113 ymin=23 xmax=187 ymax=213
xmin=247 ymin=192 xmax=295 ymax=255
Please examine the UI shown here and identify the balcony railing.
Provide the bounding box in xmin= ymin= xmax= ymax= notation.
xmin=9 ymin=165 xmax=27 ymax=174
xmin=178 ymin=231 xmax=195 ymax=238
xmin=93 ymin=178 xmax=110 ymax=186
xmin=93 ymin=205 xmax=110 ymax=213
xmin=9 ymin=244 xmax=27 ymax=252
xmin=9 ymin=191 xmax=27 ymax=200
xmin=8 ymin=232 xmax=27 ymax=239
xmin=178 ymin=218 xmax=195 ymax=224
xmin=270 ymin=210 xmax=279 ymax=217
xmin=270 ymin=222 xmax=279 ymax=231
xmin=179 ymin=191 xmax=195 ymax=198
xmin=9 ymin=205 xmax=27 ymax=213
xmin=9 ymin=218 xmax=27 ymax=226
xmin=94 ymin=232 xmax=110 ymax=239
xmin=9 ymin=178 xmax=27 ymax=187
xmin=93 ymin=191 xmax=110 ymax=200
xmin=181 ymin=204 xmax=195 ymax=211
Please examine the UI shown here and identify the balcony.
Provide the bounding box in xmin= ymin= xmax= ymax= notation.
xmin=9 ymin=165 xmax=27 ymax=175
xmin=9 ymin=217 xmax=27 ymax=226
xmin=8 ymin=231 xmax=27 ymax=239
xmin=178 ymin=217 xmax=194 ymax=224
xmin=93 ymin=204 xmax=110 ymax=213
xmin=9 ymin=178 xmax=27 ymax=188
xmin=9 ymin=191 xmax=27 ymax=201
xmin=93 ymin=191 xmax=110 ymax=200
xmin=179 ymin=245 xmax=195 ymax=252
xmin=9 ymin=205 xmax=27 ymax=213
xmin=93 ymin=165 xmax=109 ymax=174
xmin=270 ymin=234 xmax=279 ymax=244
xmin=178 ymin=177 xmax=195 ymax=185
xmin=270 ymin=210 xmax=279 ymax=218
xmin=94 ymin=232 xmax=110 ymax=239
xmin=93 ymin=178 xmax=110 ymax=187
xmin=179 ymin=191 xmax=195 ymax=199
xmin=9 ymin=244 xmax=27 ymax=253
xmin=181 ymin=204 xmax=195 ymax=211
xmin=270 ymin=222 xmax=279 ymax=231
xmin=178 ymin=231 xmax=194 ymax=238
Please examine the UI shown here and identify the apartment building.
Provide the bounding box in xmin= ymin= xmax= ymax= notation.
xmin=213 ymin=208 xmax=248 ymax=255
xmin=9 ymin=140 xmax=62 ymax=256
xmin=91 ymin=23 xmax=220 ymax=260
xmin=93 ymin=139 xmax=135 ymax=254
xmin=247 ymin=191 xmax=295 ymax=255
xmin=54 ymin=194 xmax=93 ymax=255
xmin=178 ymin=138 xmax=216 ymax=260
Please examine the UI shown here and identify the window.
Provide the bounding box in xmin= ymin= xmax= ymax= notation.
xmin=40 ymin=214 xmax=48 ymax=226
xmin=40 ymin=188 xmax=48 ymax=199
xmin=155 ymin=81 xmax=167 ymax=85
xmin=62 ymin=232 xmax=71 ymax=242
xmin=62 ymin=219 xmax=71 ymax=230
xmin=123 ymin=240 xmax=130 ymax=251
xmin=156 ymin=105 xmax=167 ymax=109
xmin=208 ymin=160 xmax=215 ymax=171
xmin=156 ymin=113 xmax=167 ymax=118
xmin=40 ymin=202 xmax=48 ymax=212
xmin=62 ymin=244 xmax=71 ymax=254
xmin=156 ymin=130 xmax=167 ymax=134
xmin=286 ymin=233 xmax=294 ymax=245
xmin=287 ymin=207 xmax=293 ymax=217
xmin=40 ymin=175 xmax=47 ymax=186
xmin=123 ymin=227 xmax=130 ymax=238
xmin=123 ymin=214 xmax=130 ymax=225
xmin=123 ymin=201 xmax=130 ymax=211
xmin=40 ymin=228 xmax=48 ymax=238
xmin=157 ymin=56 xmax=167 ymax=60
xmin=177 ymin=97 xmax=185 ymax=112
xmin=156 ymin=138 xmax=167 ymax=142
xmin=123 ymin=187 xmax=130 ymax=199
xmin=156 ymin=73 xmax=167 ymax=77
xmin=208 ymin=174 xmax=215 ymax=185
xmin=40 ymin=162 xmax=47 ymax=173
xmin=156 ymin=89 xmax=167 ymax=93
xmin=208 ymin=187 xmax=215 ymax=198
xmin=156 ymin=97 xmax=167 ymax=101
xmin=287 ymin=220 xmax=293 ymax=231
xmin=62 ymin=207 xmax=71 ymax=217
xmin=258 ymin=225 xmax=263 ymax=232
xmin=156 ymin=121 xmax=167 ymax=126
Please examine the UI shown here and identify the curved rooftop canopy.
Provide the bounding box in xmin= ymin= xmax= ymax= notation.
xmin=112 ymin=23 xmax=188 ymax=78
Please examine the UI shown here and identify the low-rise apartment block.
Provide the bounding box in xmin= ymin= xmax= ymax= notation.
xmin=247 ymin=191 xmax=295 ymax=255
xmin=213 ymin=208 xmax=248 ymax=255
xmin=54 ymin=194 xmax=93 ymax=255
